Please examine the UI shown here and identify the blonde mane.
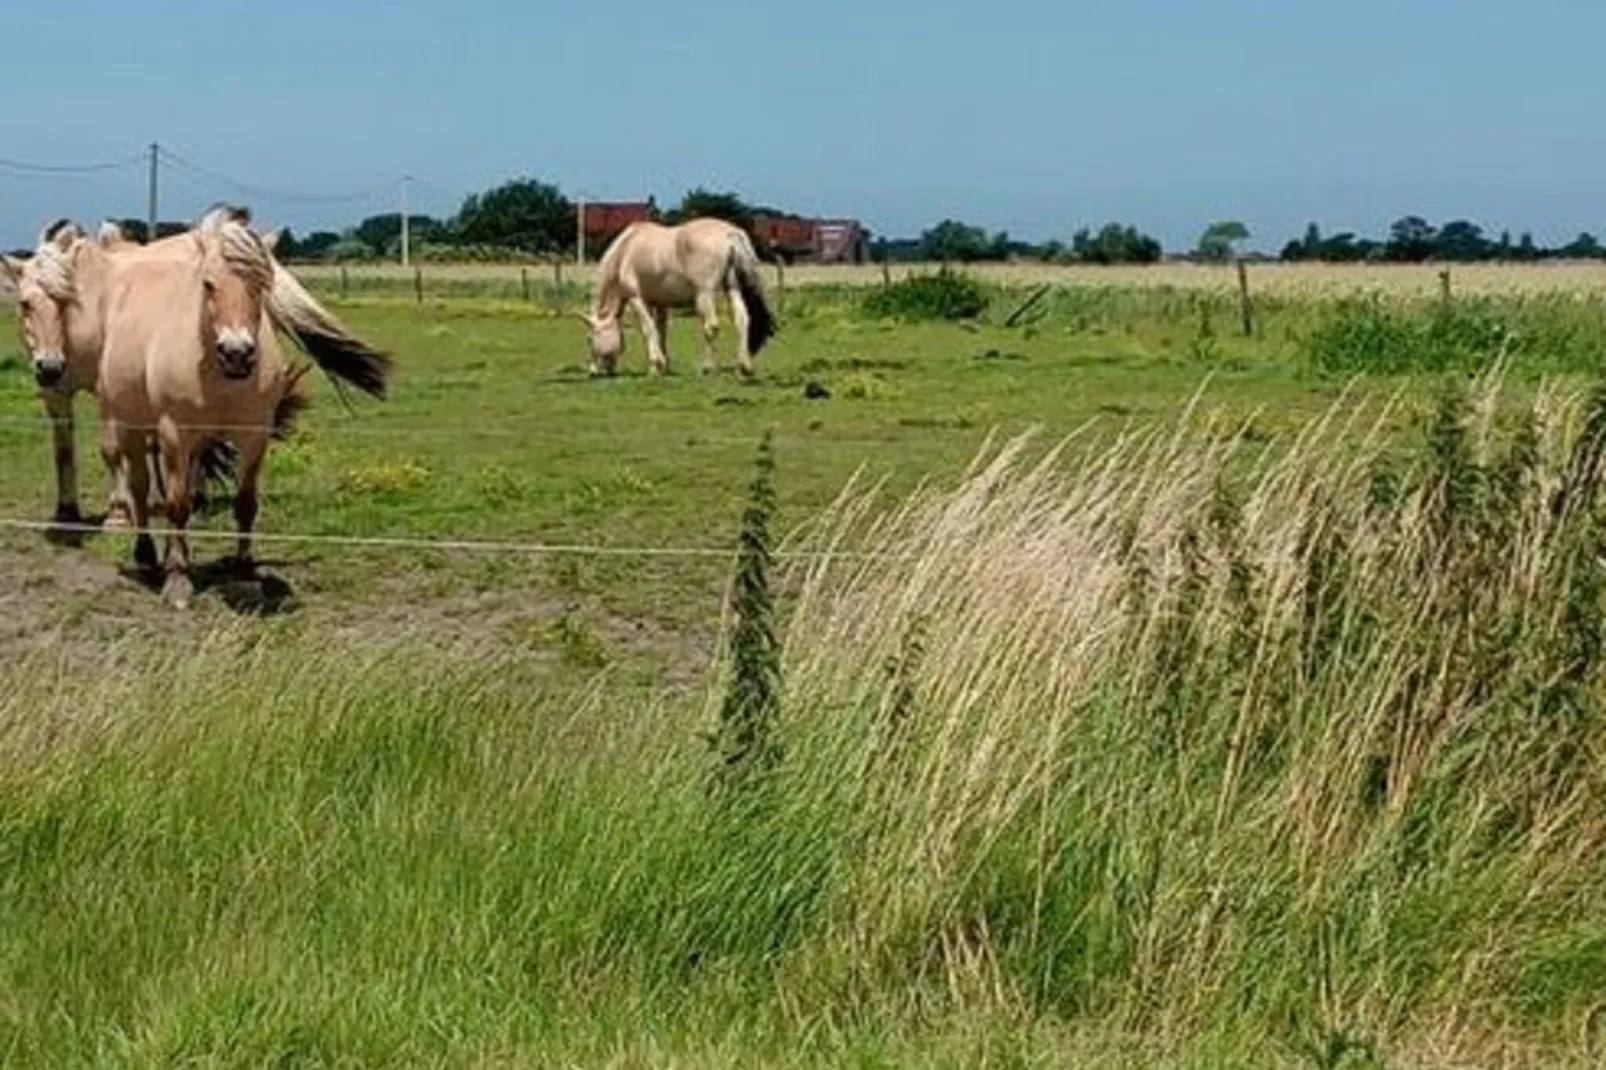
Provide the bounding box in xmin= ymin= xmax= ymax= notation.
xmin=30 ymin=220 xmax=83 ymax=301
xmin=197 ymin=205 xmax=274 ymax=294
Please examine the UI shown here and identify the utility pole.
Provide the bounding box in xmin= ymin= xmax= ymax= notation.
xmin=399 ymin=175 xmax=411 ymax=267
xmin=146 ymin=142 xmax=159 ymax=245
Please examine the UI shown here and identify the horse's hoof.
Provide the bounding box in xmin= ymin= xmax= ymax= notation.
xmin=103 ymin=502 xmax=133 ymax=532
xmin=133 ymin=534 xmax=159 ymax=572
xmin=161 ymin=572 xmax=192 ymax=610
xmin=52 ymin=502 xmax=83 ymax=526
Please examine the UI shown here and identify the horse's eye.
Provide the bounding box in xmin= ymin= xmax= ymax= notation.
xmin=17 ymin=300 xmax=30 ymax=315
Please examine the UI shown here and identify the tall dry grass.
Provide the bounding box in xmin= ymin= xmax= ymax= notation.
xmin=2 ymin=376 xmax=1604 ymax=1066
xmin=767 ymin=372 xmax=1606 ymax=1062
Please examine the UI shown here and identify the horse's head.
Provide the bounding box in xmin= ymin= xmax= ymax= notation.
xmin=195 ymin=206 xmax=271 ymax=381
xmin=1 ymin=220 xmax=84 ymax=389
xmin=580 ymin=311 xmax=623 ymax=375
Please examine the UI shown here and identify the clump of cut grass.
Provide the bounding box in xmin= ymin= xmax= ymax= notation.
xmin=860 ymin=268 xmax=991 ymax=322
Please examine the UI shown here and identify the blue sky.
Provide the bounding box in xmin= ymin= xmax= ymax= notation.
xmin=3 ymin=0 xmax=1603 ymax=252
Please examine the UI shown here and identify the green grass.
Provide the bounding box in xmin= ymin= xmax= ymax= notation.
xmin=0 ymin=285 xmax=1603 ymax=1067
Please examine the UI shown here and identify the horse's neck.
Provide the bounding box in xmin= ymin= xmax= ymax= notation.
xmin=65 ymin=246 xmax=112 ymax=366
xmin=593 ymin=270 xmax=627 ymax=319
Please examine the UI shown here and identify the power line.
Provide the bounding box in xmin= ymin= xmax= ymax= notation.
xmin=0 ymin=152 xmax=145 ymax=175
xmin=157 ymin=146 xmax=390 ymax=206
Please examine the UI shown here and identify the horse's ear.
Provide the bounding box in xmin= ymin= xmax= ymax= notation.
xmin=96 ymin=221 xmax=129 ymax=248
xmin=42 ymin=219 xmax=82 ymax=253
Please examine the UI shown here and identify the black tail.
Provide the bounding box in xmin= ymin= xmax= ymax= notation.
xmin=290 ymin=327 xmax=389 ymax=399
xmin=273 ymin=365 xmax=313 ymax=440
xmin=732 ymin=256 xmax=776 ymax=356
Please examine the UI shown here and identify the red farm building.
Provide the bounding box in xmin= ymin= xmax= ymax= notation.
xmin=752 ymin=213 xmax=868 ymax=264
xmin=578 ymin=199 xmax=657 ymax=252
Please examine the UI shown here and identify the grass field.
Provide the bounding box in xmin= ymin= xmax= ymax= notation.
xmin=1 ymin=271 xmax=1604 ymax=1067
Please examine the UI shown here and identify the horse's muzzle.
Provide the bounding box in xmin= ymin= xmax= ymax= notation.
xmin=216 ymin=337 xmax=258 ymax=380
xmin=33 ymin=352 xmax=66 ymax=388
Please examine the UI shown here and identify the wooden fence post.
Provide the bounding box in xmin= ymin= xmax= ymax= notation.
xmin=339 ymin=266 xmax=348 ymax=299
xmin=881 ymin=259 xmax=892 ymax=288
xmin=413 ymin=266 xmax=423 ymax=304
xmin=775 ymin=260 xmax=786 ymax=313
xmin=1236 ymin=259 xmax=1254 ymax=337
xmin=521 ymin=267 xmax=530 ymax=302
xmin=1439 ymin=267 xmax=1453 ymax=309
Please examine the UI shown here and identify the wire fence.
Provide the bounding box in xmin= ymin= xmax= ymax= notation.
xmin=0 ymin=517 xmax=899 ymax=564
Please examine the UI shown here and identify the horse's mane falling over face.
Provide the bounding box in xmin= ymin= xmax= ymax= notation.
xmin=195 ymin=206 xmax=272 ymax=380
xmin=2 ymin=219 xmax=86 ymax=388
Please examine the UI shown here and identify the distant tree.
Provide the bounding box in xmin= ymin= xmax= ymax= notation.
xmin=919 ymin=219 xmax=993 ymax=262
xmin=1433 ymin=220 xmax=1490 ymax=262
xmin=1496 ymin=230 xmax=1513 ymax=260
xmin=668 ymin=188 xmax=754 ymax=231
xmin=353 ymin=213 xmax=446 ymax=256
xmin=1386 ymin=216 xmax=1436 ymax=261
xmin=325 ymin=235 xmax=378 ymax=262
xmin=292 ymin=231 xmax=341 ymax=260
xmin=1515 ymin=231 xmax=1540 ymax=262
xmin=1196 ymin=220 xmax=1250 ymax=262
xmin=1073 ymin=222 xmax=1162 ymax=264
xmin=454 ymin=178 xmax=573 ymax=254
xmin=1559 ymin=232 xmax=1604 ymax=259
xmin=1302 ymin=222 xmax=1322 ymax=256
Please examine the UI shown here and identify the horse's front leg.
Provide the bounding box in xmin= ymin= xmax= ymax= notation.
xmin=41 ymin=389 xmax=80 ymax=525
xmin=631 ymin=297 xmax=669 ymax=375
xmin=114 ymin=425 xmax=157 ymax=573
xmin=231 ymin=433 xmax=268 ymax=576
xmin=101 ymin=416 xmax=137 ymax=532
xmin=157 ymin=427 xmax=194 ymax=609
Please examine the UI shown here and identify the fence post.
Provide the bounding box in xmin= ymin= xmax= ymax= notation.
xmin=775 ymin=260 xmax=786 ymax=313
xmin=1236 ymin=259 xmax=1254 ymax=337
xmin=881 ymin=259 xmax=892 ymax=288
xmin=521 ymin=267 xmax=530 ymax=302
xmin=1439 ymin=267 xmax=1453 ymax=309
xmin=413 ymin=266 xmax=423 ymax=304
xmin=339 ymin=266 xmax=348 ymax=299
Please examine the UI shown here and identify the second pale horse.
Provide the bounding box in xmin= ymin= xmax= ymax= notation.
xmin=581 ymin=218 xmax=776 ymax=377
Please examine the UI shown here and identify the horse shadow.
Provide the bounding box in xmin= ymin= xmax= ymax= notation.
xmin=119 ymin=555 xmax=298 ymax=617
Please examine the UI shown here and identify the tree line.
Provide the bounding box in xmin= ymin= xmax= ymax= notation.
xmin=79 ymin=175 xmax=1602 ymax=268
xmin=1279 ymin=218 xmax=1605 ymax=263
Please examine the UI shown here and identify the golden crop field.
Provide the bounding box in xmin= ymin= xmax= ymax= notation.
xmin=290 ymin=257 xmax=1606 ymax=297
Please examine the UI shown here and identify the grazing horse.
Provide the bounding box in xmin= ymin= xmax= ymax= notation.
xmin=581 ymin=217 xmax=775 ymax=377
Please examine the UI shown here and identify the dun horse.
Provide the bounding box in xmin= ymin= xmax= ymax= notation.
xmin=96 ymin=207 xmax=388 ymax=606
xmin=581 ymin=217 xmax=775 ymax=377
xmin=0 ymin=220 xmax=158 ymax=524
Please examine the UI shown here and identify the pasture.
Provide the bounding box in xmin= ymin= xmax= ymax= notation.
xmin=1 ymin=266 xmax=1604 ymax=1068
